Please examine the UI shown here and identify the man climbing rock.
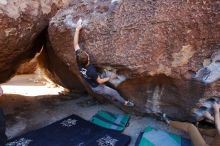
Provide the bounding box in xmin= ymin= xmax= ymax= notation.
xmin=0 ymin=86 xmax=7 ymax=146
xmin=74 ymin=18 xmax=134 ymax=107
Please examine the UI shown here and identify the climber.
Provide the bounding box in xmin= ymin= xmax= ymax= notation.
xmin=162 ymin=102 xmax=220 ymax=146
xmin=74 ymin=18 xmax=134 ymax=107
xmin=0 ymin=86 xmax=7 ymax=146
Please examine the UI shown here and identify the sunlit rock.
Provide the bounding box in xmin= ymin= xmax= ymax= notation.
xmin=195 ymin=51 xmax=220 ymax=84
xmin=46 ymin=0 xmax=220 ymax=121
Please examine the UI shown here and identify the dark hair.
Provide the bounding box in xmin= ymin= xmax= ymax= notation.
xmin=77 ymin=51 xmax=89 ymax=67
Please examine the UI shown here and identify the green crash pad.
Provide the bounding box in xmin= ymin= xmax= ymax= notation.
xmin=136 ymin=127 xmax=193 ymax=146
xmin=91 ymin=111 xmax=129 ymax=131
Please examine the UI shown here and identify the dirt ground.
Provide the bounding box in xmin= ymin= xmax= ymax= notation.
xmin=0 ymin=74 xmax=188 ymax=146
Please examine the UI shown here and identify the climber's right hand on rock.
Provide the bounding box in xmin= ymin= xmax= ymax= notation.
xmin=76 ymin=18 xmax=82 ymax=30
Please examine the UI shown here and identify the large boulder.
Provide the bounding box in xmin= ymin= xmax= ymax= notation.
xmin=47 ymin=0 xmax=220 ymax=121
xmin=0 ymin=0 xmax=70 ymax=82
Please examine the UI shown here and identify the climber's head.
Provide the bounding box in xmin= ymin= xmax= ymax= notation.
xmin=77 ymin=50 xmax=90 ymax=67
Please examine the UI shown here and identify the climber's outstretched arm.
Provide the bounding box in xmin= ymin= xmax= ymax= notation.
xmin=96 ymin=76 xmax=110 ymax=84
xmin=213 ymin=103 xmax=220 ymax=135
xmin=74 ymin=18 xmax=82 ymax=51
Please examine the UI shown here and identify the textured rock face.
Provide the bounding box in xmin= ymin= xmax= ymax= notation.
xmin=0 ymin=0 xmax=69 ymax=82
xmin=195 ymin=52 xmax=220 ymax=84
xmin=47 ymin=0 xmax=220 ymax=121
xmin=16 ymin=60 xmax=38 ymax=75
xmin=16 ymin=53 xmax=40 ymax=74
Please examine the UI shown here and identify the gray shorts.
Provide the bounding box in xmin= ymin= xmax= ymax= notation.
xmin=91 ymin=84 xmax=125 ymax=104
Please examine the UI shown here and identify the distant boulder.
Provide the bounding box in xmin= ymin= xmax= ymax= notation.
xmin=0 ymin=0 xmax=69 ymax=82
